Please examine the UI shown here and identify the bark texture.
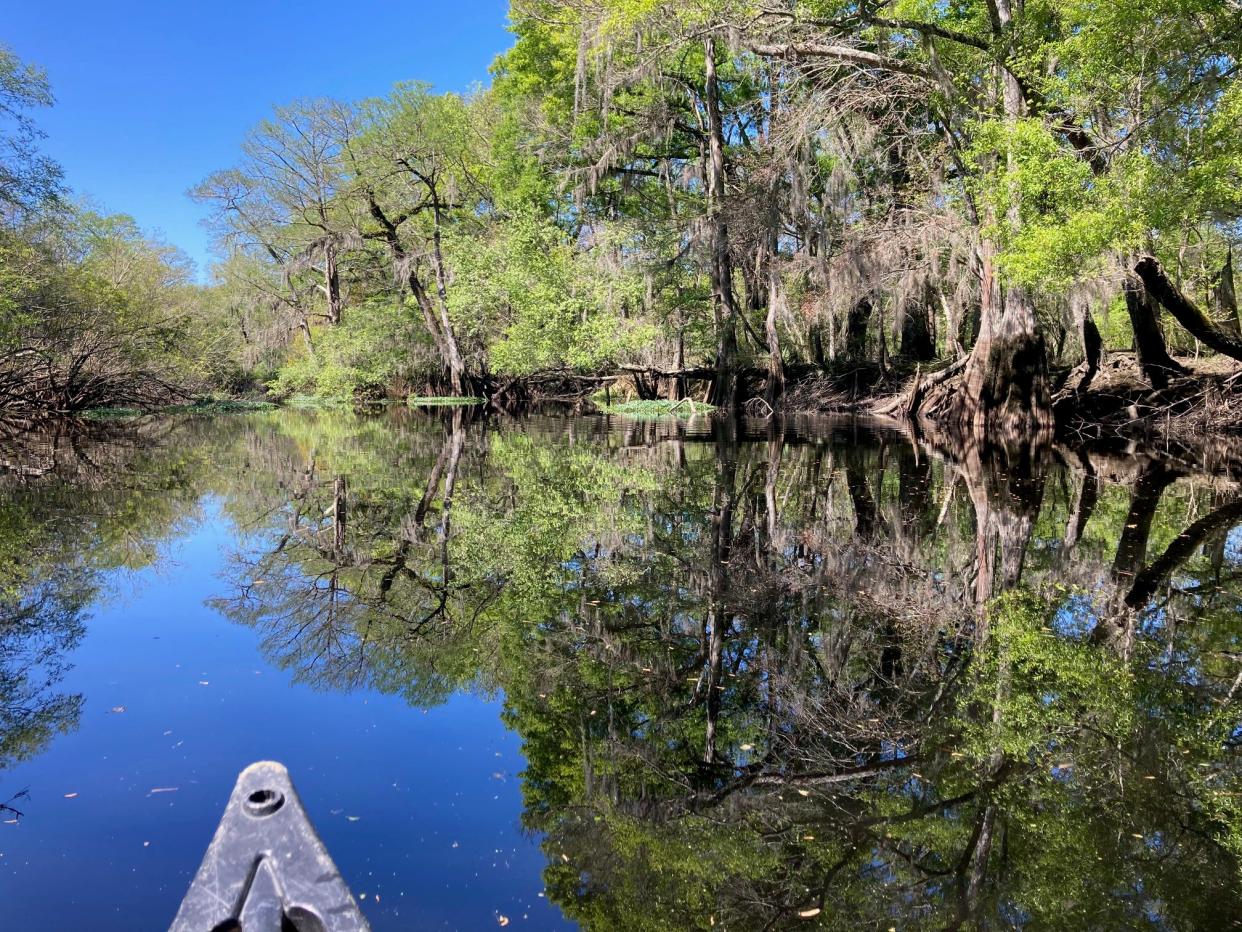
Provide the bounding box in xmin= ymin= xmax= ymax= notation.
xmin=1123 ymin=274 xmax=1185 ymax=389
xmin=1136 ymin=255 xmax=1242 ymax=363
xmin=703 ymin=36 xmax=741 ymax=410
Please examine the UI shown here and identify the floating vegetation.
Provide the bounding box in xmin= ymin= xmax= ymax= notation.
xmin=281 ymin=395 xmax=351 ymax=409
xmin=407 ymin=396 xmax=484 ymax=406
xmin=83 ymin=399 xmax=278 ymax=420
xmin=595 ymin=398 xmax=716 ymax=418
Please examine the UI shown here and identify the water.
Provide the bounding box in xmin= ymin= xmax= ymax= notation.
xmin=0 ymin=408 xmax=1239 ymax=930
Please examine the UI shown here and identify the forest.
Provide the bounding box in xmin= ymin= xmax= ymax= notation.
xmin=4 ymin=5 xmax=1242 ymax=923
xmin=2 ymin=2 xmax=1241 ymax=437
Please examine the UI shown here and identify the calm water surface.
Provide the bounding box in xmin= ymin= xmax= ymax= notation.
xmin=0 ymin=409 xmax=1239 ymax=930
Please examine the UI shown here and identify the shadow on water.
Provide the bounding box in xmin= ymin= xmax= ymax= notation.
xmin=2 ymin=407 xmax=1242 ymax=928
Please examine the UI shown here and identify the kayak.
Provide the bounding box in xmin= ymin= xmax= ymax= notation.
xmin=169 ymin=761 xmax=369 ymax=931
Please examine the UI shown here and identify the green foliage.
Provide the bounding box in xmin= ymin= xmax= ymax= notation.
xmin=268 ymin=298 xmax=432 ymax=400
xmin=0 ymin=43 xmax=62 ymax=215
xmin=448 ymin=210 xmax=658 ymax=375
xmin=958 ymin=589 xmax=1134 ymax=766
xmin=968 ymin=120 xmax=1139 ymax=288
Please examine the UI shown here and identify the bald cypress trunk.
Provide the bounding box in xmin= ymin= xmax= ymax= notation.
xmin=429 ymin=191 xmax=466 ymax=396
xmin=1137 ymin=255 xmax=1242 ymax=363
xmin=951 ymin=3 xmax=1051 ymax=439
xmin=703 ymin=36 xmax=741 ymax=410
xmin=1123 ymin=274 xmax=1185 ymax=389
xmin=846 ymin=296 xmax=873 ymax=360
xmin=954 ymin=247 xmax=1052 ymax=438
xmin=900 ymin=290 xmax=936 ymax=361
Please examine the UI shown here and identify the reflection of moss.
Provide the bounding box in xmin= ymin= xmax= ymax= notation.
xmin=406 ymin=395 xmax=484 ymax=406
xmin=84 ymin=399 xmax=278 ymax=420
xmin=594 ymin=398 xmax=715 ymax=417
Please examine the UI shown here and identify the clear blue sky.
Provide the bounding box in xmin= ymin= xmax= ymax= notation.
xmin=7 ymin=0 xmax=513 ymax=277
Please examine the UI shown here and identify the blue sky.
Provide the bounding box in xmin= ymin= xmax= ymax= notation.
xmin=7 ymin=0 xmax=513 ymax=277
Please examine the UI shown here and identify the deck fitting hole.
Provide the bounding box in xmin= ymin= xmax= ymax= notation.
xmin=283 ymin=906 xmax=327 ymax=932
xmin=244 ymin=788 xmax=284 ymax=817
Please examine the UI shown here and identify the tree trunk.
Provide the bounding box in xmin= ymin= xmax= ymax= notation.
xmin=703 ymin=36 xmax=741 ymax=410
xmin=900 ymin=289 xmax=936 ymax=361
xmin=1122 ymin=274 xmax=1184 ymax=388
xmin=764 ymin=282 xmax=785 ymax=405
xmin=1075 ymin=302 xmax=1103 ymax=392
xmin=429 ymin=195 xmax=466 ymax=396
xmin=323 ymin=244 xmax=342 ymax=326
xmin=408 ymin=271 xmax=452 ymax=380
xmin=1136 ymin=255 xmax=1242 ymax=362
xmin=332 ymin=476 xmax=347 ymax=555
xmin=674 ymin=320 xmax=686 ymax=400
xmin=1212 ymin=246 xmax=1239 ymax=335
xmin=954 ymin=247 xmax=1052 ymax=438
xmin=763 ymin=229 xmax=785 ymax=406
xmin=846 ymin=296 xmax=872 ymax=360
xmin=365 ymin=193 xmax=457 ymax=387
xmin=952 ymin=0 xmax=1052 ymax=438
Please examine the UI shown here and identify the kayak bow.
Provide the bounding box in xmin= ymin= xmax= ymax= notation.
xmin=169 ymin=761 xmax=369 ymax=932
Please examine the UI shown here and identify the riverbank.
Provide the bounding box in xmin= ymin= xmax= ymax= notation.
xmin=43 ymin=353 xmax=1242 ymax=477
xmin=775 ymin=353 xmax=1242 ymax=444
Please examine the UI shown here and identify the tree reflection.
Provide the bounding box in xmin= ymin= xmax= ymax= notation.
xmin=211 ymin=409 xmax=497 ymax=705
xmin=0 ymin=562 xmax=87 ymax=769
xmin=457 ymin=423 xmax=1241 ymax=929
xmin=0 ymin=421 xmax=209 ymax=776
xmin=87 ymin=408 xmax=1242 ymax=928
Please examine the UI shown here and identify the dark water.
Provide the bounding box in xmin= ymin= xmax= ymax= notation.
xmin=0 ymin=408 xmax=1239 ymax=930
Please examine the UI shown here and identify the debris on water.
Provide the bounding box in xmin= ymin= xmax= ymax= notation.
xmin=149 ymin=787 xmax=178 ymax=794
xmin=63 ymin=792 xmax=79 ymax=799
xmin=108 ymin=706 xmax=126 ymax=714
xmin=497 ymin=915 xmax=510 ymax=926
xmin=347 ymin=815 xmax=361 ymax=822
xmin=798 ymin=907 xmax=822 ymax=918
xmin=198 ymin=681 xmax=209 ymax=686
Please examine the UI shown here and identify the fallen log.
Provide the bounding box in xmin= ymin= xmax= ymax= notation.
xmin=872 ymin=356 xmax=967 ymax=417
xmin=1135 ymin=255 xmax=1242 ymax=363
